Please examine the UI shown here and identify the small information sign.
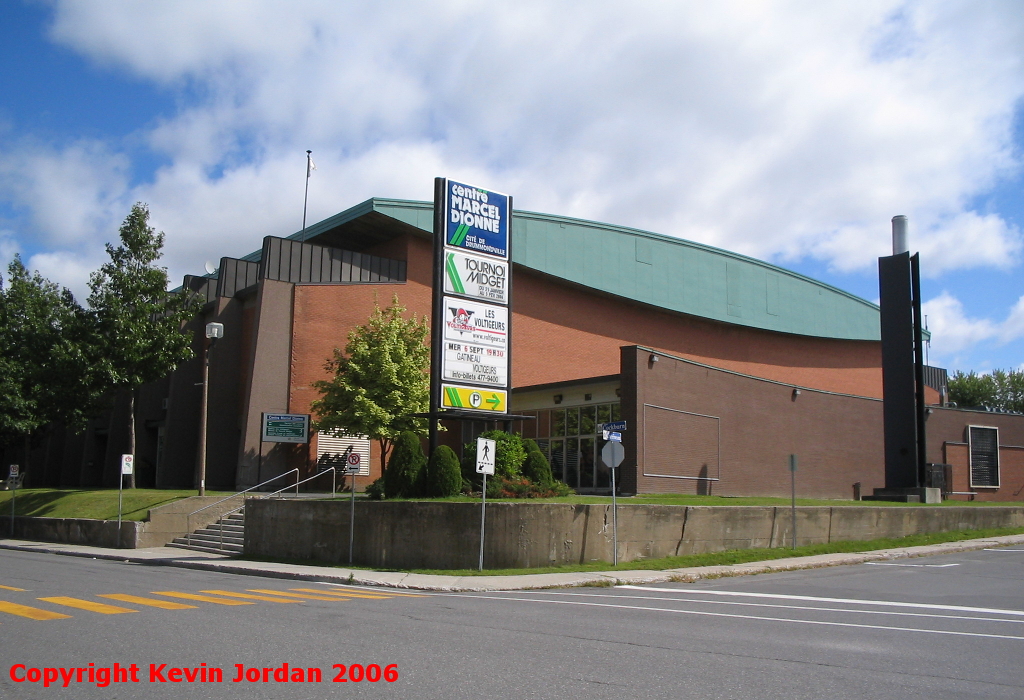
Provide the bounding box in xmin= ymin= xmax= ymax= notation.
xmin=476 ymin=437 xmax=496 ymax=475
xmin=345 ymin=451 xmax=362 ymax=475
xmin=261 ymin=413 xmax=310 ymax=444
xmin=8 ymin=465 xmax=18 ymax=479
xmin=120 ymin=454 xmax=134 ymax=475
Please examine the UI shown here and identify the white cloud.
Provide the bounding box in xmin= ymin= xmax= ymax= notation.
xmin=25 ymin=250 xmax=99 ymax=305
xmin=923 ymin=291 xmax=1024 ymax=368
xmin=0 ymin=0 xmax=1018 ymax=292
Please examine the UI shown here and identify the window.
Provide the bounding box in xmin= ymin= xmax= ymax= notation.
xmin=968 ymin=426 xmax=999 ymax=488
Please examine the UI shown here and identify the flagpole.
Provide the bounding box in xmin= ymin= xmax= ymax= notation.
xmin=302 ymin=150 xmax=312 ymax=240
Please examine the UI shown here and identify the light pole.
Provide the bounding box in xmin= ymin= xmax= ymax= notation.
xmin=198 ymin=322 xmax=224 ymax=496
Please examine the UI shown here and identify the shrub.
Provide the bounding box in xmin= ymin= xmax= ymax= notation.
xmin=521 ymin=438 xmax=553 ymax=485
xmin=485 ymin=476 xmax=574 ymax=498
xmin=462 ymin=430 xmax=527 ymax=482
xmin=364 ymin=477 xmax=385 ymax=500
xmin=422 ymin=445 xmax=463 ymax=497
xmin=383 ymin=431 xmax=426 ymax=498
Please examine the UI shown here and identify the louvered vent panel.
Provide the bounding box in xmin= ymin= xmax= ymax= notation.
xmin=315 ymin=432 xmax=371 ymax=476
xmin=969 ymin=426 xmax=999 ymax=487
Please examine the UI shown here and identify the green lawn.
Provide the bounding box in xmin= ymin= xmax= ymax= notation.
xmin=0 ymin=488 xmax=231 ymax=521
xmin=243 ymin=525 xmax=1024 ymax=577
xmin=329 ymin=492 xmax=1024 ymax=507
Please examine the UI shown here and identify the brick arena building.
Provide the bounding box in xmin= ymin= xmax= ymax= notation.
xmin=20 ymin=198 xmax=1024 ymax=500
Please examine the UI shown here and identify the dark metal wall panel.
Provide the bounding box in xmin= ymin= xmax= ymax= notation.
xmin=257 ymin=236 xmax=406 ymax=286
xmin=183 ymin=275 xmax=216 ymax=304
xmin=879 ymin=252 xmax=918 ymax=488
xmin=216 ymin=258 xmax=260 ymax=298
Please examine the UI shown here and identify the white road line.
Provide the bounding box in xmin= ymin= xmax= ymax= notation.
xmin=984 ymin=549 xmax=1024 ymax=552
xmin=616 ymin=586 xmax=1024 ymax=618
xmin=865 ymin=562 xmax=960 ymax=568
xmin=439 ymin=593 xmax=1024 ymax=642
xmin=511 ymin=591 xmax=1024 ymax=625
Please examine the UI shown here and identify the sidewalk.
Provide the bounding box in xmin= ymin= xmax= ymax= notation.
xmin=2 ymin=534 xmax=1023 ymax=592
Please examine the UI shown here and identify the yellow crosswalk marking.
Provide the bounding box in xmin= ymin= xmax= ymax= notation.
xmin=152 ymin=592 xmax=253 ymax=606
xmin=98 ymin=594 xmax=196 ymax=610
xmin=247 ymin=589 xmax=347 ymax=601
xmin=290 ymin=588 xmax=393 ymax=599
xmin=0 ymin=584 xmax=27 ymax=592
xmin=0 ymin=600 xmax=71 ymax=620
xmin=200 ymin=590 xmax=300 ymax=603
xmin=38 ymin=597 xmax=137 ymax=615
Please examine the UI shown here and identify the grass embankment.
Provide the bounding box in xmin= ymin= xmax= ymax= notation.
xmin=0 ymin=488 xmax=230 ymax=521
xmin=329 ymin=493 xmax=1024 ymax=508
xmin=243 ymin=524 xmax=1024 ymax=577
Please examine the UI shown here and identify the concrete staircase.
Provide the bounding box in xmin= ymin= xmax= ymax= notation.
xmin=168 ymin=511 xmax=245 ymax=555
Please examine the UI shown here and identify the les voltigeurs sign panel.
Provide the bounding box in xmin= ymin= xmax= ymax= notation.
xmin=433 ymin=179 xmax=511 ymax=414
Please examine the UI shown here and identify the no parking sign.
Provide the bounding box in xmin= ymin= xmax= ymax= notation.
xmin=345 ymin=451 xmax=362 ymax=475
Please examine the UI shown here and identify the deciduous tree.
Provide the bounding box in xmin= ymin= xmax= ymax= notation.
xmin=87 ymin=203 xmax=196 ymax=487
xmin=311 ymin=296 xmax=430 ymax=473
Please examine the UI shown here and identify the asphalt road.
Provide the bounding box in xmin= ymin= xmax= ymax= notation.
xmin=1 ymin=546 xmax=1023 ymax=699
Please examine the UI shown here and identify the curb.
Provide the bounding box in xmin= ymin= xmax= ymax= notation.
xmin=3 ymin=533 xmax=1024 ymax=591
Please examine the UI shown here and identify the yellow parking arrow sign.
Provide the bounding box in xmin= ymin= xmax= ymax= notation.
xmin=442 ymin=384 xmax=507 ymax=413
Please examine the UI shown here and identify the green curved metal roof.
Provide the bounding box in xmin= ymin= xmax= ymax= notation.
xmin=288 ymin=197 xmax=881 ymax=342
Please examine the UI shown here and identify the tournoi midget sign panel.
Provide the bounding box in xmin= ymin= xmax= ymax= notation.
xmin=445 ymin=180 xmax=509 ymax=260
xmin=444 ymin=250 xmax=507 ymax=304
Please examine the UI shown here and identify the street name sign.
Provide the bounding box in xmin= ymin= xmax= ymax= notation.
xmin=600 ymin=421 xmax=627 ymax=432
xmin=261 ymin=413 xmax=310 ymax=444
xmin=476 ymin=437 xmax=496 ymax=475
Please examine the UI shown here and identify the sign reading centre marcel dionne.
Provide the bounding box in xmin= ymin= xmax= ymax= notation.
xmin=445 ymin=180 xmax=509 ymax=260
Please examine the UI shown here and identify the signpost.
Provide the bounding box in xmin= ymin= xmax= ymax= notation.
xmin=789 ymin=454 xmax=798 ymax=549
xmin=430 ymin=178 xmax=512 ymax=457
xmin=8 ymin=465 xmax=17 ymax=537
xmin=601 ymin=439 xmax=625 ymax=566
xmin=346 ymin=450 xmax=362 ymax=565
xmin=476 ymin=437 xmax=496 ymax=571
xmin=118 ymin=454 xmax=134 ymax=548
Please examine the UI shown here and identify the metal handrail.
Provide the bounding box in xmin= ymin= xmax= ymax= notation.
xmin=187 ymin=469 xmax=299 ymax=546
xmin=216 ymin=467 xmax=337 ymax=550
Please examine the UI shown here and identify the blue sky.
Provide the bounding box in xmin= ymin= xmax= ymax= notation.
xmin=1 ymin=1 xmax=1022 ymax=374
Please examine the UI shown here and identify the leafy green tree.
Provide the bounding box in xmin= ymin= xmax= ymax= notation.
xmin=87 ymin=203 xmax=197 ymax=488
xmin=420 ymin=444 xmax=462 ymax=497
xmin=0 ymin=256 xmax=100 ymax=477
xmin=948 ymin=370 xmax=995 ymax=409
xmin=311 ymin=296 xmax=430 ymax=473
xmin=383 ymin=431 xmax=426 ymax=498
xmin=990 ymin=369 xmax=1024 ymax=413
xmin=948 ymin=369 xmax=1024 ymax=413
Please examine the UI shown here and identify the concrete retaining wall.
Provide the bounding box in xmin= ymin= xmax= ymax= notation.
xmin=245 ymin=500 xmax=1024 ymax=569
xmin=5 ymin=494 xmax=246 ymax=549
xmin=9 ymin=516 xmax=142 ymax=548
